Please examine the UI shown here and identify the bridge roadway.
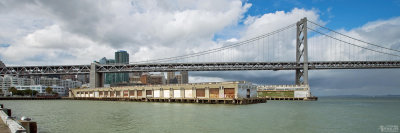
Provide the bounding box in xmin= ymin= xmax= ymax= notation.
xmin=1 ymin=61 xmax=400 ymax=75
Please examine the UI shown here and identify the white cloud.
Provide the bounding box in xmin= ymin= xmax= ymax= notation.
xmin=210 ymin=8 xmax=323 ymax=62
xmin=0 ymin=0 xmax=251 ymax=65
xmin=307 ymin=17 xmax=400 ymax=61
xmin=1 ymin=25 xmax=115 ymax=65
xmin=189 ymin=76 xmax=226 ymax=83
xmin=243 ymin=8 xmax=322 ymax=39
xmin=0 ymin=1 xmax=399 ymax=95
xmin=186 ymin=9 xmax=400 ymax=95
xmin=226 ymin=38 xmax=239 ymax=42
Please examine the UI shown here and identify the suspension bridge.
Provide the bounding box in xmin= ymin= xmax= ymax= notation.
xmin=1 ymin=18 xmax=400 ymax=95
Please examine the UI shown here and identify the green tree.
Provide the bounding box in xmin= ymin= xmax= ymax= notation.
xmin=8 ymin=87 xmax=17 ymax=94
xmin=15 ymin=90 xmax=24 ymax=95
xmin=22 ymin=89 xmax=37 ymax=96
xmin=32 ymin=90 xmax=38 ymax=96
xmin=23 ymin=89 xmax=32 ymax=95
xmin=45 ymin=87 xmax=53 ymax=94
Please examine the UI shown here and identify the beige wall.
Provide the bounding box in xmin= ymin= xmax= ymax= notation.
xmin=71 ymin=81 xmax=257 ymax=99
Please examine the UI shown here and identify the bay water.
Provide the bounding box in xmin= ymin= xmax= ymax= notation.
xmin=1 ymin=97 xmax=399 ymax=133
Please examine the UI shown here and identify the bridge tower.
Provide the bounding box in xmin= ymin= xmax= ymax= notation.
xmin=296 ymin=17 xmax=311 ymax=97
xmin=89 ymin=63 xmax=104 ymax=88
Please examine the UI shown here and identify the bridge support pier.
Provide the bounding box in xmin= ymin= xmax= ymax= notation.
xmin=89 ymin=63 xmax=103 ymax=88
xmin=296 ymin=17 xmax=311 ymax=97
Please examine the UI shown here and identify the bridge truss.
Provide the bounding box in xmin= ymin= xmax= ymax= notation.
xmin=1 ymin=61 xmax=400 ymax=76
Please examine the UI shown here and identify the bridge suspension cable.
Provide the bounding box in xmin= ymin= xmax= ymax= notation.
xmin=307 ymin=20 xmax=400 ymax=53
xmin=307 ymin=27 xmax=400 ymax=57
xmin=130 ymin=23 xmax=296 ymax=64
xmin=128 ymin=19 xmax=399 ymax=64
xmin=307 ymin=20 xmax=400 ymax=61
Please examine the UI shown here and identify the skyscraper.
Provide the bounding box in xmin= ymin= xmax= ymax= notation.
xmin=175 ymin=74 xmax=182 ymax=84
xmin=115 ymin=50 xmax=129 ymax=83
xmin=180 ymin=71 xmax=188 ymax=84
xmin=167 ymin=71 xmax=189 ymax=84
xmin=167 ymin=72 xmax=175 ymax=84
xmin=99 ymin=57 xmax=108 ymax=64
xmin=99 ymin=50 xmax=129 ymax=86
xmin=99 ymin=57 xmax=116 ymax=85
xmin=115 ymin=50 xmax=129 ymax=64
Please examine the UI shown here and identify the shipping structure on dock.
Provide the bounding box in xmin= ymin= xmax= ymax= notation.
xmin=257 ymin=84 xmax=317 ymax=101
xmin=69 ymin=81 xmax=267 ymax=104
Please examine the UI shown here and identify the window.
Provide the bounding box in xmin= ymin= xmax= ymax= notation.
xmin=146 ymin=90 xmax=152 ymax=96
xmin=196 ymin=89 xmax=205 ymax=97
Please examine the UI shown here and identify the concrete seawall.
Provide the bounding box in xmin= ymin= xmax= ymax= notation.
xmin=64 ymin=97 xmax=267 ymax=105
xmin=0 ymin=108 xmax=26 ymax=133
xmin=0 ymin=118 xmax=10 ymax=133
xmin=0 ymin=97 xmax=61 ymax=100
xmin=0 ymin=104 xmax=37 ymax=133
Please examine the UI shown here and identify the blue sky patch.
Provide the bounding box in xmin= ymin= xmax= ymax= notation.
xmin=245 ymin=0 xmax=400 ymax=30
xmin=0 ymin=43 xmax=10 ymax=47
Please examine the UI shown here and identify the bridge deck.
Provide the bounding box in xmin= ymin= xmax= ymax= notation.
xmin=1 ymin=61 xmax=400 ymax=75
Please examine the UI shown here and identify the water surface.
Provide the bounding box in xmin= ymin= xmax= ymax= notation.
xmin=1 ymin=97 xmax=399 ymax=133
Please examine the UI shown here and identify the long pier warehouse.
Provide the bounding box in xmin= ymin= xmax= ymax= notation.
xmin=70 ymin=81 xmax=268 ymax=104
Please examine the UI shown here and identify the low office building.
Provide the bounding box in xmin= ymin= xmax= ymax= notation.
xmin=15 ymin=85 xmax=67 ymax=96
xmin=257 ymin=84 xmax=317 ymax=100
xmin=70 ymin=81 xmax=266 ymax=104
xmin=34 ymin=77 xmax=82 ymax=90
xmin=0 ymin=75 xmax=35 ymax=95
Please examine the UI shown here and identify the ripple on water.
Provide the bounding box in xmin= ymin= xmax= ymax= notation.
xmin=0 ymin=97 xmax=399 ymax=133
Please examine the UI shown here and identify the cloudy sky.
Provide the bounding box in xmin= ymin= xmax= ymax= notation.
xmin=1 ymin=0 xmax=400 ymax=96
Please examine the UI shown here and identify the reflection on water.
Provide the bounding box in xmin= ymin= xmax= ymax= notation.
xmin=1 ymin=97 xmax=400 ymax=133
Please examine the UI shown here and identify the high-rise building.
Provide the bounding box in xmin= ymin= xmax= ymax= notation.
xmin=175 ymin=74 xmax=182 ymax=84
xmin=129 ymin=75 xmax=141 ymax=84
xmin=167 ymin=72 xmax=175 ymax=84
xmin=99 ymin=57 xmax=107 ymax=64
xmin=99 ymin=57 xmax=117 ymax=85
xmin=180 ymin=71 xmax=188 ymax=84
xmin=99 ymin=50 xmax=130 ymax=86
xmin=140 ymin=74 xmax=150 ymax=84
xmin=149 ymin=73 xmax=166 ymax=85
xmin=138 ymin=73 xmax=166 ymax=85
xmin=100 ymin=57 xmax=116 ymax=64
xmin=115 ymin=50 xmax=129 ymax=64
xmin=77 ymin=75 xmax=90 ymax=84
xmin=115 ymin=50 xmax=129 ymax=84
xmin=167 ymin=71 xmax=188 ymax=84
